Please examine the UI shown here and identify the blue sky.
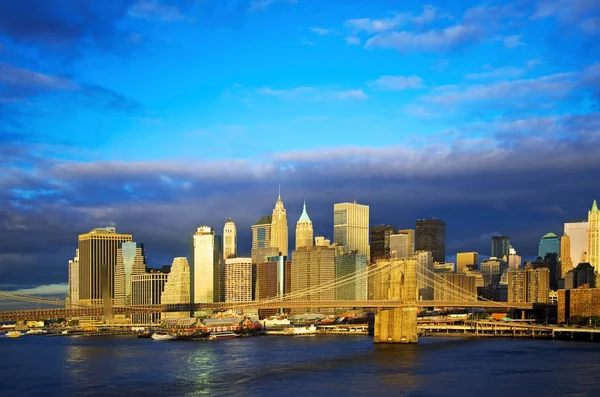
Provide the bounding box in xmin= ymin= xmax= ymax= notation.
xmin=1 ymin=0 xmax=600 ymax=296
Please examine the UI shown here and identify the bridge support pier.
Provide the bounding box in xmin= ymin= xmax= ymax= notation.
xmin=373 ymin=258 xmax=419 ymax=344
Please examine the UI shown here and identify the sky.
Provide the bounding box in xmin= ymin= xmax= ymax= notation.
xmin=1 ymin=0 xmax=600 ymax=298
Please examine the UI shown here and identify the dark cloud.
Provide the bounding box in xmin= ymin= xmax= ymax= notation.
xmin=1 ymin=113 xmax=599 ymax=289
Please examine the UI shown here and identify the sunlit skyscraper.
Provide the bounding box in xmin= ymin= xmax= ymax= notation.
xmin=115 ymin=242 xmax=146 ymax=305
xmin=538 ymin=232 xmax=560 ymax=259
xmin=564 ymin=221 xmax=589 ymax=264
xmin=333 ymin=201 xmax=370 ymax=261
xmin=223 ymin=218 xmax=237 ymax=259
xmin=295 ymin=200 xmax=313 ymax=250
xmin=588 ymin=200 xmax=600 ymax=273
xmin=78 ymin=227 xmax=132 ymax=307
xmin=161 ymin=257 xmax=191 ymax=319
xmin=191 ymin=226 xmax=223 ymax=304
xmin=560 ymin=234 xmax=574 ymax=278
xmin=67 ymin=249 xmax=80 ymax=308
xmin=270 ymin=189 xmax=289 ymax=257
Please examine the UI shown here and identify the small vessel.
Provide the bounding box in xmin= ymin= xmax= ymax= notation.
xmin=25 ymin=329 xmax=46 ymax=335
xmin=151 ymin=332 xmax=176 ymax=341
xmin=6 ymin=331 xmax=22 ymax=338
xmin=285 ymin=324 xmax=318 ymax=336
xmin=137 ymin=331 xmax=152 ymax=339
xmin=208 ymin=332 xmax=238 ymax=340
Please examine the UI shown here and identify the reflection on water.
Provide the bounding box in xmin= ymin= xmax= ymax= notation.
xmin=2 ymin=335 xmax=600 ymax=396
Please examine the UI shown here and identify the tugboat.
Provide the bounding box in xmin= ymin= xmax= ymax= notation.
xmin=6 ymin=331 xmax=22 ymax=338
xmin=137 ymin=330 xmax=152 ymax=339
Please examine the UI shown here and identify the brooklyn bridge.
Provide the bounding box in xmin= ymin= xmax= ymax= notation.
xmin=0 ymin=259 xmax=535 ymax=343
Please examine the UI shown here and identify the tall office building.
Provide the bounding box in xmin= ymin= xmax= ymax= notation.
xmin=224 ymin=257 xmax=253 ymax=302
xmin=333 ymin=201 xmax=370 ymax=261
xmin=291 ymin=245 xmax=336 ymax=313
xmin=456 ymin=252 xmax=478 ymax=273
xmin=78 ymin=227 xmax=132 ymax=306
xmin=370 ymin=225 xmax=395 ymax=258
xmin=588 ymin=200 xmax=600 ymax=273
xmin=115 ymin=242 xmax=146 ymax=305
xmin=270 ymin=190 xmax=289 ymax=257
xmin=223 ymin=218 xmax=237 ymax=259
xmin=415 ymin=250 xmax=434 ymax=300
xmin=508 ymin=246 xmax=521 ymax=270
xmin=398 ymin=229 xmax=415 ymax=257
xmin=389 ymin=233 xmax=410 ymax=258
xmin=565 ymin=221 xmax=589 ymax=264
xmin=131 ymin=269 xmax=169 ymax=324
xmin=508 ymin=264 xmax=550 ymax=303
xmin=161 ymin=257 xmax=191 ymax=319
xmin=191 ymin=226 xmax=223 ymax=304
xmin=560 ymin=234 xmax=574 ymax=278
xmin=434 ymin=274 xmax=476 ymax=302
xmin=480 ymin=258 xmax=503 ymax=286
xmin=491 ymin=235 xmax=510 ymax=260
xmin=256 ymin=254 xmax=287 ymax=318
xmin=334 ymin=251 xmax=368 ymax=301
xmin=415 ymin=219 xmax=445 ymax=263
xmin=67 ymin=249 xmax=80 ymax=308
xmin=295 ymin=200 xmax=313 ymax=250
xmin=538 ymin=232 xmax=560 ymax=259
xmin=564 ymin=262 xmax=597 ymax=289
xmin=251 ymin=215 xmax=272 ymax=263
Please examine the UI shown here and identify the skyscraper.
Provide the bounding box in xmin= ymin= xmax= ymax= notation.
xmin=560 ymin=234 xmax=574 ymax=278
xmin=333 ymin=201 xmax=370 ymax=261
xmin=224 ymin=257 xmax=253 ymax=302
xmin=161 ymin=257 xmax=191 ymax=319
xmin=251 ymin=215 xmax=272 ymax=263
xmin=491 ymin=235 xmax=510 ymax=260
xmin=191 ymin=226 xmax=223 ymax=304
xmin=398 ymin=229 xmax=415 ymax=257
xmin=115 ymin=242 xmax=146 ymax=305
xmin=456 ymin=252 xmax=478 ymax=273
xmin=538 ymin=232 xmax=560 ymax=259
xmin=370 ymin=225 xmax=395 ymax=258
xmin=507 ymin=246 xmax=521 ymax=270
xmin=295 ymin=200 xmax=313 ymax=250
xmin=291 ymin=245 xmax=336 ymax=313
xmin=334 ymin=251 xmax=368 ymax=301
xmin=415 ymin=219 xmax=445 ymax=263
xmin=389 ymin=233 xmax=410 ymax=258
xmin=270 ymin=190 xmax=289 ymax=257
xmin=131 ymin=269 xmax=169 ymax=324
xmin=564 ymin=221 xmax=589 ymax=264
xmin=588 ymin=200 xmax=600 ymax=273
xmin=67 ymin=249 xmax=80 ymax=308
xmin=508 ymin=265 xmax=550 ymax=303
xmin=415 ymin=250 xmax=434 ymax=300
xmin=78 ymin=227 xmax=132 ymax=307
xmin=223 ymin=218 xmax=237 ymax=259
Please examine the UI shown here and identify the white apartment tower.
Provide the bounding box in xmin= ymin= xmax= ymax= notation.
xmin=191 ymin=226 xmax=223 ymax=304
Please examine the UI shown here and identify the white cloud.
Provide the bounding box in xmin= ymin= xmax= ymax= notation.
xmin=365 ymin=24 xmax=483 ymax=53
xmin=581 ymin=17 xmax=600 ymax=34
xmin=345 ymin=36 xmax=361 ymax=45
xmin=465 ymin=66 xmax=525 ymax=80
xmin=257 ymin=87 xmax=367 ymax=100
xmin=369 ymin=75 xmax=424 ymax=90
xmin=344 ymin=5 xmax=440 ymax=33
xmin=128 ymin=0 xmax=186 ymax=22
xmin=310 ymin=27 xmax=335 ymax=36
xmin=503 ymin=34 xmax=525 ymax=48
xmin=250 ymin=0 xmax=297 ymax=12
xmin=424 ymin=72 xmax=578 ymax=104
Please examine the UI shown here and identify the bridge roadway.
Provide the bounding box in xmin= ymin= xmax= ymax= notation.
xmin=0 ymin=300 xmax=535 ymax=322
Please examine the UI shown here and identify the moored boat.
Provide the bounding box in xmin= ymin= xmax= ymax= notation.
xmin=208 ymin=332 xmax=238 ymax=340
xmin=151 ymin=332 xmax=176 ymax=341
xmin=7 ymin=331 xmax=22 ymax=338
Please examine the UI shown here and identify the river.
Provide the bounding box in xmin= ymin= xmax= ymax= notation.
xmin=1 ymin=335 xmax=599 ymax=396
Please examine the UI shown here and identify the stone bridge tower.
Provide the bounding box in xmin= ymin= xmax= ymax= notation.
xmin=373 ymin=258 xmax=418 ymax=343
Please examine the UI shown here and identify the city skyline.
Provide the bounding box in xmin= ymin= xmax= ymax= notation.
xmin=1 ymin=0 xmax=600 ymax=294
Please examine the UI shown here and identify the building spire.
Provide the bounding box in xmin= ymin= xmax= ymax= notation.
xmin=278 ymin=184 xmax=281 ymax=200
xmin=593 ymin=199 xmax=598 ymax=212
